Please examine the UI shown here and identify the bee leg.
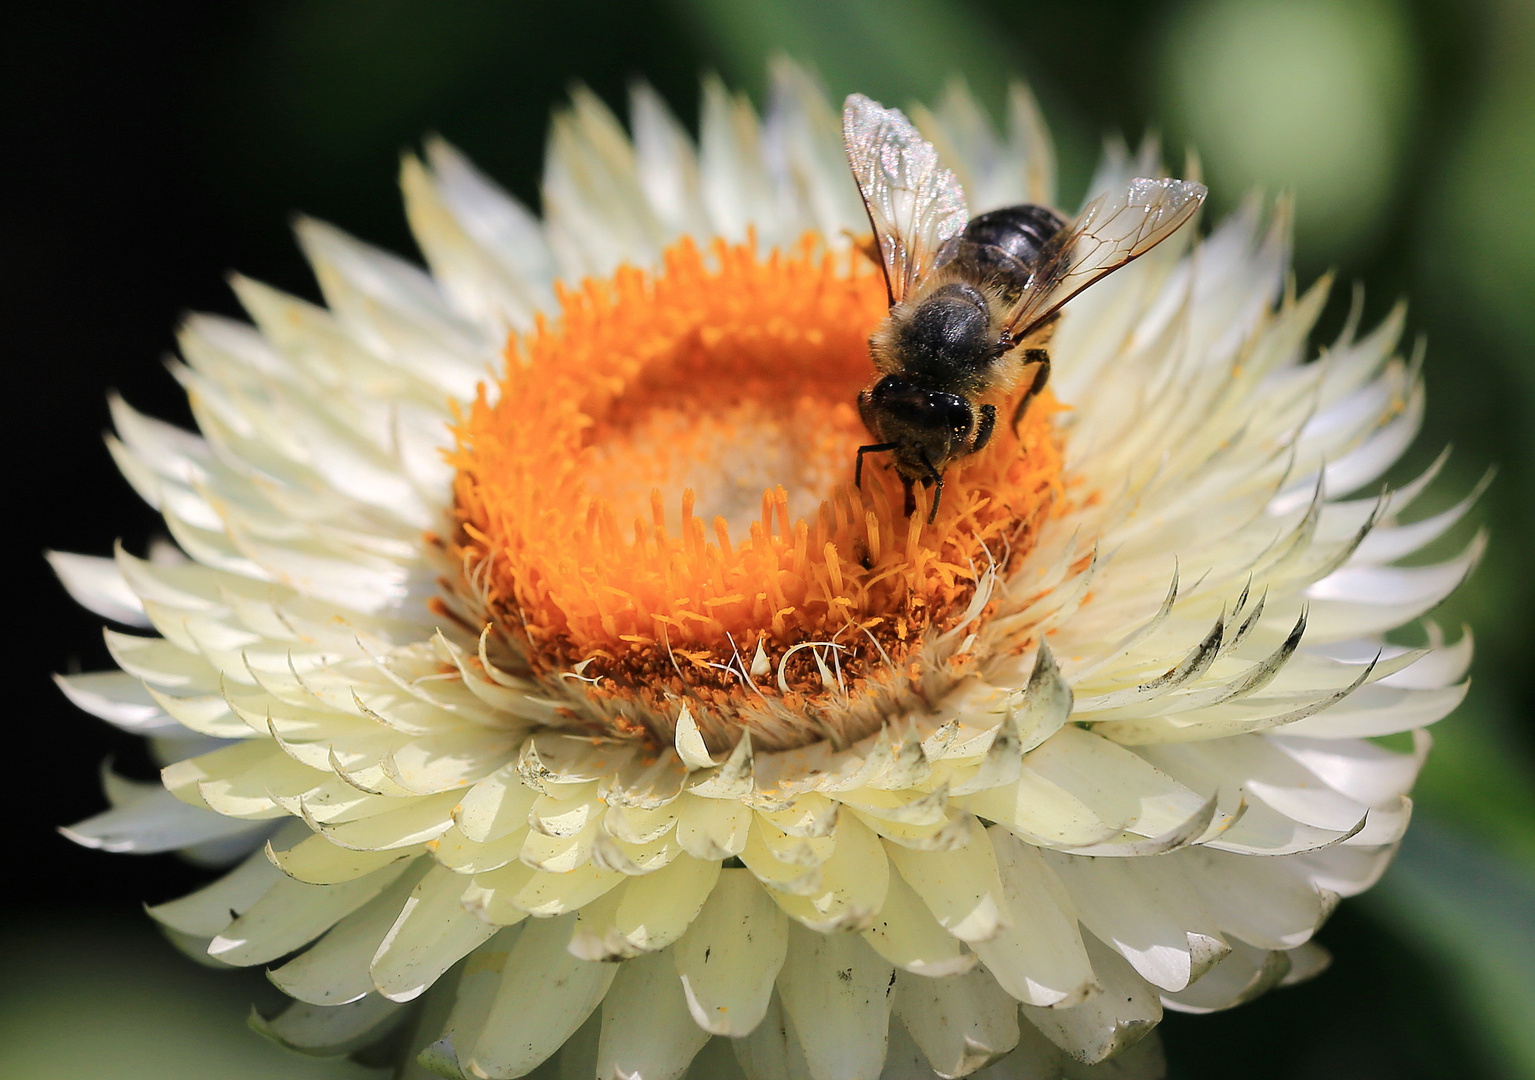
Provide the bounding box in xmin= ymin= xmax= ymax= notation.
xmin=972 ymin=404 xmax=997 ymax=453
xmin=856 ymin=442 xmax=899 ymax=489
xmin=1010 ymin=350 xmax=1051 ymax=435
xmin=918 ymin=450 xmax=944 ymax=524
xmin=902 ymin=477 xmax=917 ymax=517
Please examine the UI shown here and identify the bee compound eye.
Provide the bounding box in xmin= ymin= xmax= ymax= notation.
xmin=937 ymin=394 xmax=973 ymax=436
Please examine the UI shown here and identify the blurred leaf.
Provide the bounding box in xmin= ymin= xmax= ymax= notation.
xmin=665 ymin=0 xmax=1014 ymax=112
xmin=1412 ymin=698 xmax=1535 ymax=875
xmin=0 ymin=915 xmax=382 ymax=1080
xmin=1154 ymin=0 xmax=1416 ymax=264
xmin=1365 ymin=815 xmax=1535 ymax=1080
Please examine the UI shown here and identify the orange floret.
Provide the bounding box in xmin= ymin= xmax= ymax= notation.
xmin=448 ymin=235 xmax=1063 ymax=747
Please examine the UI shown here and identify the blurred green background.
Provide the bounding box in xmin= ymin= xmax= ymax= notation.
xmin=4 ymin=0 xmax=1532 ymax=1077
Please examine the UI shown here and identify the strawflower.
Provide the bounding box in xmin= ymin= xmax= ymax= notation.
xmin=53 ymin=63 xmax=1477 ymax=1080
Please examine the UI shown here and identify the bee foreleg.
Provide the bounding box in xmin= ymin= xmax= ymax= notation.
xmin=973 ymin=404 xmax=997 ymax=453
xmin=856 ymin=442 xmax=899 ymax=488
xmin=1010 ymin=350 xmax=1051 ymax=434
xmin=917 ymin=449 xmax=944 ymax=523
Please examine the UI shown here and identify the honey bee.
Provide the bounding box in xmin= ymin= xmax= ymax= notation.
xmin=843 ymin=93 xmax=1207 ymax=521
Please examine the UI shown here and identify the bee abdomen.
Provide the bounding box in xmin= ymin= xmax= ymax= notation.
xmin=961 ymin=204 xmax=1067 ymax=267
xmin=945 ymin=204 xmax=1068 ymax=304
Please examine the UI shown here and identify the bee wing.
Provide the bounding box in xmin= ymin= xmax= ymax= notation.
xmin=843 ymin=93 xmax=969 ymax=307
xmin=1002 ymin=177 xmax=1207 ymax=341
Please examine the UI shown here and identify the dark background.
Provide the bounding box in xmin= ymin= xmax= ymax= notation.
xmin=3 ymin=1 xmax=1532 ymax=1077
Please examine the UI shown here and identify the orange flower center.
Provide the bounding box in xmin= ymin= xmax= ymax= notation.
xmin=448 ymin=236 xmax=1064 ymax=751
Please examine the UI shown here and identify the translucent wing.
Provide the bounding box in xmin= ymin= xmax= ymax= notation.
xmin=843 ymin=93 xmax=969 ymax=306
xmin=1002 ymin=177 xmax=1207 ymax=341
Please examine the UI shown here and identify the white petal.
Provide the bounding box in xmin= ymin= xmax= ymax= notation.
xmin=53 ymin=671 xmax=180 ymax=735
xmin=1160 ymin=940 xmax=1291 ymax=1014
xmin=1044 ymin=852 xmax=1228 ymax=993
xmin=424 ymin=136 xmax=554 ymax=289
xmin=630 ymin=82 xmax=708 ymax=241
xmin=733 ymin=992 xmax=815 ymax=1080
xmin=48 ymin=550 xmax=150 ymax=626
xmin=860 ymin=866 xmax=978 ymax=978
xmin=148 ymin=841 xmax=290 ymax=937
xmin=61 ymin=783 xmax=269 ymax=854
xmin=270 ymin=860 xmax=428 ymax=1004
xmin=965 ymin=1021 xmax=1065 ymax=1080
xmin=1178 ymin=847 xmax=1334 ymax=950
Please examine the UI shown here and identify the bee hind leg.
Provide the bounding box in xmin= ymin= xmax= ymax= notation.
xmin=1010 ymin=350 xmax=1051 ymax=435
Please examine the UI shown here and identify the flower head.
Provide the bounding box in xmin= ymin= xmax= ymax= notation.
xmin=55 ymin=64 xmax=1477 ymax=1080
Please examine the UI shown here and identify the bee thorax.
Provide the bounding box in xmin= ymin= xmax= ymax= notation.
xmin=890 ymin=282 xmax=995 ymax=373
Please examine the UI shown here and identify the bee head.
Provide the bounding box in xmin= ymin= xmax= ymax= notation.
xmin=858 ymin=374 xmax=975 ymax=478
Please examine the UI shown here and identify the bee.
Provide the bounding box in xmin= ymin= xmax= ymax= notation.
xmin=843 ymin=93 xmax=1207 ymax=521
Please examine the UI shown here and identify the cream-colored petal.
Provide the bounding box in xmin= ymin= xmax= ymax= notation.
xmin=372 ymin=863 xmax=499 ymax=1001
xmin=423 ymin=930 xmax=520 ymax=1077
xmin=894 ymin=966 xmax=1020 ymax=1078
xmin=771 ymin=813 xmax=889 ymax=932
xmin=1020 ymin=937 xmax=1160 ymax=1066
xmin=885 ymin=817 xmax=1007 ymax=943
xmin=732 ymin=992 xmax=814 ymax=1080
xmin=455 ymin=765 xmax=541 ymax=843
xmin=512 ymin=864 xmax=625 ymax=918
xmin=614 ymin=854 xmax=721 ymax=952
xmin=971 ymin=829 xmax=1096 ymax=1007
xmin=776 ymin=923 xmax=894 ymax=1080
xmin=250 ymin=993 xmax=408 ymax=1057
xmin=860 ymin=863 xmax=977 ymax=978
xmin=270 ymin=860 xmax=428 ymax=1004
xmin=598 ymin=949 xmax=711 ymax=1080
xmin=267 ymin=831 xmax=418 ymax=884
xmin=208 ymin=856 xmax=416 ymax=966
xmin=674 ymin=868 xmax=789 ymax=1036
xmin=319 ymin=791 xmax=460 ymax=850
xmin=148 ymin=842 xmax=289 ymax=937
xmin=467 ymin=914 xmax=619 ymax=1079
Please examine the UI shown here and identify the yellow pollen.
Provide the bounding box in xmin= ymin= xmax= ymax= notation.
xmin=448 ymin=235 xmax=1064 ymax=750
